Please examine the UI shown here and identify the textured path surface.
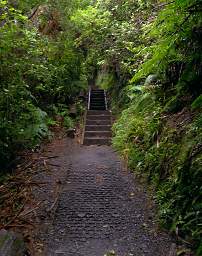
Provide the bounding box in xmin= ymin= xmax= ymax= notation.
xmin=36 ymin=142 xmax=174 ymax=256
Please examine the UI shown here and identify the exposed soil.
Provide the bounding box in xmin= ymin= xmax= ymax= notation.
xmin=28 ymin=136 xmax=176 ymax=256
xmin=165 ymin=107 xmax=194 ymax=131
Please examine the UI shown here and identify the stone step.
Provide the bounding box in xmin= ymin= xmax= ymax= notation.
xmin=90 ymin=100 xmax=105 ymax=103
xmin=90 ymin=95 xmax=104 ymax=98
xmin=91 ymin=95 xmax=104 ymax=98
xmin=86 ymin=119 xmax=111 ymax=125
xmin=85 ymin=125 xmax=111 ymax=131
xmin=90 ymin=99 xmax=105 ymax=102
xmin=86 ymin=115 xmax=111 ymax=121
xmin=90 ymin=97 xmax=104 ymax=100
xmin=90 ymin=104 xmax=105 ymax=108
xmin=83 ymin=137 xmax=111 ymax=146
xmin=90 ymin=104 xmax=106 ymax=107
xmin=91 ymin=95 xmax=104 ymax=97
xmin=91 ymin=92 xmax=104 ymax=95
xmin=87 ymin=110 xmax=110 ymax=115
xmin=91 ymin=94 xmax=105 ymax=99
xmin=91 ymin=91 xmax=104 ymax=93
xmin=84 ymin=131 xmax=112 ymax=137
xmin=89 ymin=106 xmax=106 ymax=110
xmin=91 ymin=100 xmax=105 ymax=103
xmin=90 ymin=103 xmax=105 ymax=106
xmin=90 ymin=100 xmax=105 ymax=105
xmin=84 ymin=88 xmax=111 ymax=145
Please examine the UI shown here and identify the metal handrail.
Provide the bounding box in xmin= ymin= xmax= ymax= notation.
xmin=87 ymin=88 xmax=91 ymax=110
xmin=104 ymin=90 xmax=108 ymax=110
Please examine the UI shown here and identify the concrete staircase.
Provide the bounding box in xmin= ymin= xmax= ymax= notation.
xmin=83 ymin=89 xmax=112 ymax=146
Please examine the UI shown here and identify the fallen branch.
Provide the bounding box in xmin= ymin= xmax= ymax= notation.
xmin=3 ymin=204 xmax=25 ymax=228
xmin=5 ymin=224 xmax=34 ymax=228
xmin=46 ymin=181 xmax=62 ymax=214
xmin=32 ymin=155 xmax=59 ymax=161
xmin=47 ymin=163 xmax=61 ymax=168
xmin=9 ymin=181 xmax=47 ymax=186
xmin=19 ymin=201 xmax=43 ymax=218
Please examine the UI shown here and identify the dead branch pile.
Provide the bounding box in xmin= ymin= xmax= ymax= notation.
xmin=0 ymin=153 xmax=56 ymax=229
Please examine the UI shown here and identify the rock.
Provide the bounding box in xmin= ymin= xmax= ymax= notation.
xmin=103 ymin=225 xmax=109 ymax=228
xmin=104 ymin=250 xmax=116 ymax=256
xmin=112 ymin=213 xmax=120 ymax=218
xmin=0 ymin=229 xmax=26 ymax=256
xmin=144 ymin=74 xmax=158 ymax=86
xmin=66 ymin=128 xmax=76 ymax=138
xmin=77 ymin=212 xmax=86 ymax=218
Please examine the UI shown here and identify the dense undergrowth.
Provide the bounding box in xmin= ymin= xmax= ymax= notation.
xmin=113 ymin=93 xmax=202 ymax=254
xmin=0 ymin=0 xmax=201 ymax=254
xmin=0 ymin=0 xmax=87 ymax=168
xmin=108 ymin=1 xmax=201 ymax=254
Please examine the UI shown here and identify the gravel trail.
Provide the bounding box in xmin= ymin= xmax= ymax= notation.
xmin=34 ymin=139 xmax=174 ymax=256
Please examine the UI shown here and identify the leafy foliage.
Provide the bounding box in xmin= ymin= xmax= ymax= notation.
xmin=0 ymin=0 xmax=87 ymax=168
xmin=105 ymin=0 xmax=202 ymax=253
xmin=113 ymin=90 xmax=202 ymax=253
xmin=0 ymin=0 xmax=201 ymax=253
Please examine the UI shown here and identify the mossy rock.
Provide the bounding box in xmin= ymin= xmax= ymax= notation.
xmin=0 ymin=229 xmax=26 ymax=256
xmin=144 ymin=74 xmax=158 ymax=86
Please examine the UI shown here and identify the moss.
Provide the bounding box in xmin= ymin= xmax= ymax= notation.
xmin=0 ymin=233 xmax=10 ymax=248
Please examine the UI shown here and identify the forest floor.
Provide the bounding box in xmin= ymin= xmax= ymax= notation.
xmin=23 ymin=130 xmax=178 ymax=256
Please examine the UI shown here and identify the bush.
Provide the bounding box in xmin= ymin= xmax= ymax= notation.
xmin=113 ymin=92 xmax=202 ymax=251
xmin=0 ymin=1 xmax=87 ymax=168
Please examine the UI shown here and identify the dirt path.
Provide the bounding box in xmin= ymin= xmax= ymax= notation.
xmin=32 ymin=137 xmax=175 ymax=256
